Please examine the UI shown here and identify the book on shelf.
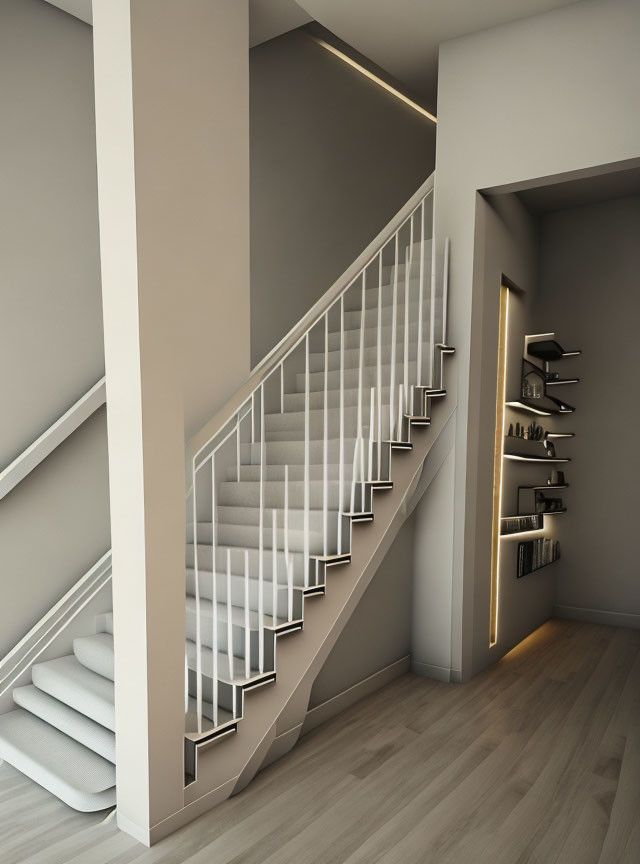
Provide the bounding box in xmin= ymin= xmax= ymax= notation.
xmin=517 ymin=538 xmax=561 ymax=578
xmin=502 ymin=514 xmax=543 ymax=535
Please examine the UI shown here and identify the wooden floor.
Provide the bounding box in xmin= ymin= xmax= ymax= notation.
xmin=1 ymin=619 xmax=639 ymax=864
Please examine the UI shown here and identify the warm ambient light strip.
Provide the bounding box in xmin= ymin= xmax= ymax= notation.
xmin=311 ymin=36 xmax=437 ymax=124
xmin=490 ymin=286 xmax=510 ymax=646
xmin=505 ymin=401 xmax=552 ymax=417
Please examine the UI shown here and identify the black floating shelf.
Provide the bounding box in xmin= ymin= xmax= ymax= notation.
xmin=519 ymin=484 xmax=569 ymax=491
xmin=527 ymin=340 xmax=581 ymax=361
xmin=546 ymin=432 xmax=574 ymax=439
xmin=546 ymin=378 xmax=580 ymax=386
xmin=504 ymin=454 xmax=570 ymax=463
xmin=505 ymin=401 xmax=554 ymax=417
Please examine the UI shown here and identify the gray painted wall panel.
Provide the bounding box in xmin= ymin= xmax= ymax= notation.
xmin=537 ymin=196 xmax=640 ymax=620
xmin=0 ymin=0 xmax=109 ymax=661
xmin=250 ymin=29 xmax=436 ymax=366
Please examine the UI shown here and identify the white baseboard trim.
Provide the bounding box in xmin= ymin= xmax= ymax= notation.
xmin=554 ymin=605 xmax=640 ymax=630
xmin=411 ymin=660 xmax=453 ymax=682
xmin=302 ymin=655 xmax=410 ymax=735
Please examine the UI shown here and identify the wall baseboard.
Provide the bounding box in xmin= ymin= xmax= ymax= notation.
xmin=302 ymin=655 xmax=410 ymax=735
xmin=411 ymin=659 xmax=453 ymax=682
xmin=554 ymin=605 xmax=640 ymax=630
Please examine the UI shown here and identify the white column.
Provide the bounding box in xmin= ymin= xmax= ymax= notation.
xmin=93 ymin=0 xmax=250 ymax=844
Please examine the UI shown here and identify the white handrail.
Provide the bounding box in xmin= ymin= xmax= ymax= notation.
xmin=0 ymin=551 xmax=112 ymax=696
xmin=0 ymin=377 xmax=107 ymax=500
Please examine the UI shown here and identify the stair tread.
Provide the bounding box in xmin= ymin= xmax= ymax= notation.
xmin=12 ymin=684 xmax=116 ymax=764
xmin=32 ymin=655 xmax=115 ymax=732
xmin=74 ymin=633 xmax=115 ymax=682
xmin=0 ymin=709 xmax=116 ymax=812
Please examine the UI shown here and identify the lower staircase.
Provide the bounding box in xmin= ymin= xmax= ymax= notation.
xmin=0 ymin=626 xmax=116 ymax=811
xmin=0 ymin=174 xmax=453 ymax=825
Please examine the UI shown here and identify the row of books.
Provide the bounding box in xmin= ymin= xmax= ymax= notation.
xmin=501 ymin=514 xmax=543 ymax=535
xmin=517 ymin=538 xmax=560 ymax=578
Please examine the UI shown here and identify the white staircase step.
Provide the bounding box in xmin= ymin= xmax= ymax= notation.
xmin=240 ymin=436 xmax=360 ymax=465
xmin=32 ymin=655 xmax=115 ymax=732
xmin=215 ymin=522 xmax=326 ymax=555
xmin=12 ymin=685 xmax=116 ymax=764
xmin=307 ymin=340 xmax=430 ymax=373
xmin=73 ymin=633 xmax=115 ymax=682
xmin=225 ymin=463 xmax=357 ymax=482
xmin=217 ymin=481 xmax=345 ymax=510
xmin=196 ymin=544 xmax=307 ymax=582
xmin=296 ymin=359 xmax=418 ymax=392
xmin=327 ymin=319 xmax=421 ymax=351
xmin=186 ymin=639 xmax=273 ymax=688
xmin=0 ymin=709 xmax=115 ymax=812
xmin=186 ymin=568 xmax=294 ymax=619
xmin=185 ymin=697 xmax=235 ymax=736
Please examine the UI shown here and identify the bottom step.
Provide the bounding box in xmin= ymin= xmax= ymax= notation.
xmin=0 ymin=709 xmax=116 ymax=812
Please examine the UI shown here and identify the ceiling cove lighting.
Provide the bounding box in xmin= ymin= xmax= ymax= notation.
xmin=310 ymin=36 xmax=437 ymax=124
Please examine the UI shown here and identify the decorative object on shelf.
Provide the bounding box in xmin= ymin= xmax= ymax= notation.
xmin=549 ymin=469 xmax=565 ymax=486
xmin=517 ymin=538 xmax=561 ymax=578
xmin=544 ymin=439 xmax=556 ymax=458
xmin=508 ymin=423 xmax=514 ymax=437
xmin=520 ymin=359 xmax=576 ymax=413
xmin=536 ymin=493 xmax=564 ymax=513
xmin=522 ymin=361 xmax=545 ymax=399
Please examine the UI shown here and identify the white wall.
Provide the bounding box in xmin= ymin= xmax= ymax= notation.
xmin=536 ymin=196 xmax=640 ymax=627
xmin=0 ymin=0 xmax=109 ymax=660
xmin=250 ymin=29 xmax=436 ymax=366
xmin=93 ymin=0 xmax=251 ymax=842
xmin=435 ymin=0 xmax=640 ymax=678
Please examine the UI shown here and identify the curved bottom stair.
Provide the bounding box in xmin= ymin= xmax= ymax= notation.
xmin=0 ymin=630 xmax=116 ymax=813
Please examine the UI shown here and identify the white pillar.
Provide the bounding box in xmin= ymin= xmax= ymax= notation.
xmin=92 ymin=0 xmax=250 ymax=844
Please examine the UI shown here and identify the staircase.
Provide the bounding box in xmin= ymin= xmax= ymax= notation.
xmin=0 ymin=174 xmax=454 ymax=820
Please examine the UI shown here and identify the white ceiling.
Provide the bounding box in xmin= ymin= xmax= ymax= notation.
xmin=43 ymin=0 xmax=581 ymax=112
xmin=295 ymin=0 xmax=581 ymax=111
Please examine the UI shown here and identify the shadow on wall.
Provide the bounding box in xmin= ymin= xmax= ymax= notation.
xmin=250 ymin=29 xmax=436 ymax=366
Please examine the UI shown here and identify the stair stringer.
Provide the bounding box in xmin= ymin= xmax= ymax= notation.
xmin=183 ymin=355 xmax=457 ymax=810
xmin=236 ymin=393 xmax=459 ymax=790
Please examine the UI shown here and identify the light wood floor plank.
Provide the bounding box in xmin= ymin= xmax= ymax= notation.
xmin=1 ymin=620 xmax=638 ymax=864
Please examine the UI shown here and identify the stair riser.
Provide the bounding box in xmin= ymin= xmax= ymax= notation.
xmin=217 ymin=483 xmax=348 ymax=511
xmin=225 ymin=463 xmax=356 ymax=482
xmin=215 ymin=524 xmax=327 ymax=555
xmin=296 ymin=360 xmax=418 ymax=393
xmin=186 ymin=611 xmax=263 ymax=660
xmin=307 ymin=340 xmax=430 ymax=374
xmin=187 ymin=570 xmax=301 ymax=620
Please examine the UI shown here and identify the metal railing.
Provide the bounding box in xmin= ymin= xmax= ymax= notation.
xmin=185 ymin=173 xmax=449 ymax=740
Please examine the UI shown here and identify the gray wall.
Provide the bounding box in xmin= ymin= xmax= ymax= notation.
xmin=0 ymin=0 xmax=109 ymax=658
xmin=435 ymin=0 xmax=640 ymax=679
xmin=250 ymin=28 xmax=436 ymax=366
xmin=309 ymin=517 xmax=414 ymax=708
xmin=536 ymin=196 xmax=640 ymax=626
